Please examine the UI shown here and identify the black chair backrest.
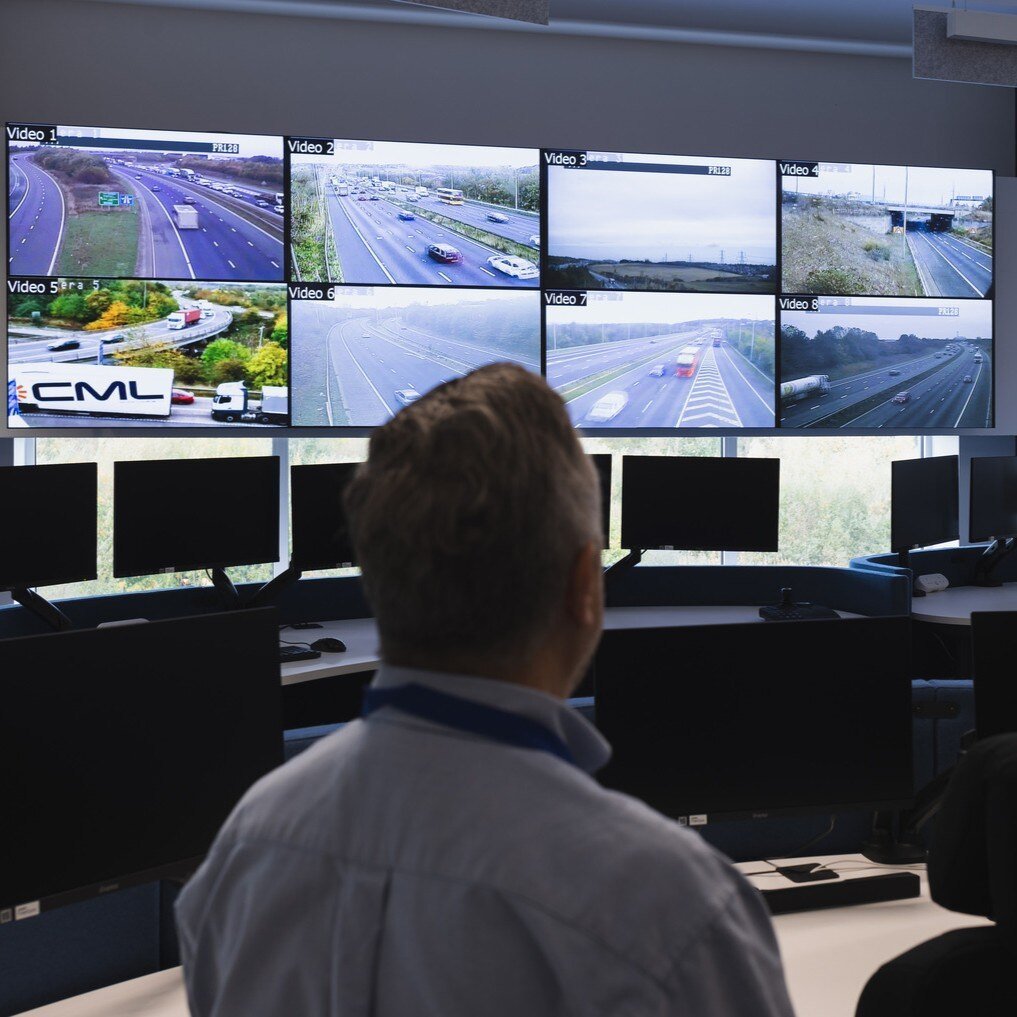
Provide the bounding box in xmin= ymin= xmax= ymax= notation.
xmin=929 ymin=734 xmax=1017 ymax=928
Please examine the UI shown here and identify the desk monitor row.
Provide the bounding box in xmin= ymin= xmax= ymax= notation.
xmin=1 ymin=611 xmax=914 ymax=922
xmin=1 ymin=454 xmax=782 ymax=598
xmin=890 ymin=453 xmax=1017 ymax=555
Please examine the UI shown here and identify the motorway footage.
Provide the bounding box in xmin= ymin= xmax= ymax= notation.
xmin=290 ymin=288 xmax=540 ymax=426
xmin=781 ymin=162 xmax=993 ymax=299
xmin=8 ymin=125 xmax=284 ymax=282
xmin=6 ymin=124 xmax=995 ymax=431
xmin=288 ymin=139 xmax=539 ymax=287
xmin=779 ymin=297 xmax=992 ymax=429
xmin=547 ymin=293 xmax=775 ymax=428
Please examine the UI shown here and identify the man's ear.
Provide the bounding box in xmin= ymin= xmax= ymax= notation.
xmin=566 ymin=539 xmax=602 ymax=629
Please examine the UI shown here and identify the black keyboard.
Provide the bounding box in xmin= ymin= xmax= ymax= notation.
xmin=278 ymin=644 xmax=321 ymax=664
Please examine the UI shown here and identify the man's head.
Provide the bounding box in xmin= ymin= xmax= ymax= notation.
xmin=345 ymin=363 xmax=603 ymax=695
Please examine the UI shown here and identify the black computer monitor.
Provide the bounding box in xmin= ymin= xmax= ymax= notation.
xmin=0 ymin=609 xmax=283 ymax=917
xmin=971 ymin=611 xmax=1017 ymax=741
xmin=970 ymin=456 xmax=1017 ymax=542
xmin=113 ymin=456 xmax=280 ymax=577
xmin=290 ymin=462 xmax=358 ymax=570
xmin=590 ymin=454 xmax=612 ymax=550
xmin=595 ymin=617 xmax=913 ymax=821
xmin=0 ymin=463 xmax=97 ymax=589
xmin=890 ymin=455 xmax=959 ymax=553
xmin=620 ymin=455 xmax=779 ymax=552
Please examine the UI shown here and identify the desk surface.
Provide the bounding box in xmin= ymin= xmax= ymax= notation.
xmin=281 ymin=605 xmax=860 ymax=686
xmin=910 ymin=581 xmax=1017 ymax=626
xmin=18 ymin=855 xmax=968 ymax=1017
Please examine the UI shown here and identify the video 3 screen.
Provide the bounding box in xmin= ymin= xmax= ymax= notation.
xmin=7 ymin=123 xmax=284 ymax=282
xmin=286 ymin=138 xmax=540 ymax=287
xmin=289 ymin=285 xmax=540 ymax=426
xmin=778 ymin=296 xmax=992 ymax=429
xmin=545 ymin=291 xmax=775 ymax=428
xmin=544 ymin=150 xmax=777 ymax=294
xmin=780 ymin=160 xmax=993 ymax=298
xmin=7 ymin=278 xmax=288 ymax=428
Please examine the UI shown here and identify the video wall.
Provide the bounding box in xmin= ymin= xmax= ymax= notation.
xmin=5 ymin=124 xmax=995 ymax=432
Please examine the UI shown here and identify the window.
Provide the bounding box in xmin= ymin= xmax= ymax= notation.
xmin=735 ymin=436 xmax=926 ymax=566
xmin=32 ymin=436 xmax=274 ymax=601
xmin=13 ymin=431 xmax=962 ymax=600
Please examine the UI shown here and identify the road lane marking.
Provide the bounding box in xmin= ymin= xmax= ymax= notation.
xmin=922 ymin=233 xmax=983 ymax=296
xmin=9 ymin=157 xmax=31 ymax=220
xmin=438 ymin=272 xmax=452 ymax=283
xmin=228 ymin=260 xmax=236 ymax=269
xmin=480 ymin=267 xmax=496 ymax=277
xmin=32 ymin=161 xmax=66 ymax=276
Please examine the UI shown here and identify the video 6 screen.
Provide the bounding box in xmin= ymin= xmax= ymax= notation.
xmin=290 ymin=286 xmax=540 ymax=426
xmin=778 ymin=159 xmax=993 ymax=430
xmin=6 ymin=123 xmax=289 ymax=431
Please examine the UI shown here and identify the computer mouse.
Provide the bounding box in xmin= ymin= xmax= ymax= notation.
xmin=311 ymin=637 xmax=347 ymax=653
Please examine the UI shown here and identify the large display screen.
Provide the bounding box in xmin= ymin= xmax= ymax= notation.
xmin=5 ymin=123 xmax=996 ymax=434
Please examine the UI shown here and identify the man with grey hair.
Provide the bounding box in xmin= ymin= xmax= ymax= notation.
xmin=176 ymin=363 xmax=794 ymax=1017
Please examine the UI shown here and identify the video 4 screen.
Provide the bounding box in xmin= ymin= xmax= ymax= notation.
xmin=7 ymin=278 xmax=288 ymax=428
xmin=778 ymin=296 xmax=992 ymax=429
xmin=544 ymin=150 xmax=777 ymax=294
xmin=781 ymin=161 xmax=993 ymax=298
xmin=289 ymin=285 xmax=540 ymax=426
xmin=545 ymin=292 xmax=775 ymax=428
xmin=286 ymin=138 xmax=540 ymax=287
xmin=7 ymin=123 xmax=284 ymax=282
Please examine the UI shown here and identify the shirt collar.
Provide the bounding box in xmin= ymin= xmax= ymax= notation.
xmin=370 ymin=664 xmax=612 ymax=775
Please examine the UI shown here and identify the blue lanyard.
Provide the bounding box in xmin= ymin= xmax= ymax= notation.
xmin=362 ymin=683 xmax=576 ymax=766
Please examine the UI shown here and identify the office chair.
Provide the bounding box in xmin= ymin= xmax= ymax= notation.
xmin=856 ymin=735 xmax=1017 ymax=1017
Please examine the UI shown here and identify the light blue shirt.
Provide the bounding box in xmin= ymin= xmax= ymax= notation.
xmin=176 ymin=665 xmax=794 ymax=1017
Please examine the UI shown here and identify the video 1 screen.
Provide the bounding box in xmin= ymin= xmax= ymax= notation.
xmin=7 ymin=123 xmax=284 ymax=282
xmin=779 ymin=296 xmax=992 ymax=429
xmin=545 ymin=291 xmax=775 ymax=429
xmin=286 ymin=137 xmax=539 ymax=287
xmin=290 ymin=285 xmax=540 ymax=426
xmin=0 ymin=463 xmax=97 ymax=589
xmin=7 ymin=279 xmax=289 ymax=429
xmin=780 ymin=161 xmax=992 ymax=299
xmin=113 ymin=456 xmax=280 ymax=577
xmin=545 ymin=150 xmax=776 ymax=294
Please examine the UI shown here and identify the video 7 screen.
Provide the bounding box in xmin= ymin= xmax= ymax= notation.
xmin=286 ymin=138 xmax=539 ymax=287
xmin=7 ymin=123 xmax=284 ymax=282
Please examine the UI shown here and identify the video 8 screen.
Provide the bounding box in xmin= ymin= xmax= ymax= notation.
xmin=778 ymin=160 xmax=994 ymax=429
xmin=6 ymin=122 xmax=288 ymax=429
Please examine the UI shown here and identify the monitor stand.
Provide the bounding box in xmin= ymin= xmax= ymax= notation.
xmin=8 ymin=587 xmax=72 ymax=632
xmin=246 ymin=564 xmax=303 ymax=609
xmin=896 ymin=549 xmax=926 ymax=598
xmin=972 ymin=536 xmax=1015 ymax=588
xmin=603 ymin=548 xmax=642 ymax=579
xmin=209 ymin=567 xmax=243 ymax=611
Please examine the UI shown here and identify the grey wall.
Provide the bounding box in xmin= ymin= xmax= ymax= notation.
xmin=0 ymin=0 xmax=1014 ymax=434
